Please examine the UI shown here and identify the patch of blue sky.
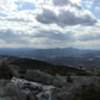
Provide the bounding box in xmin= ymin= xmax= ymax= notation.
xmin=0 ymin=11 xmax=8 ymax=17
xmin=16 ymin=2 xmax=36 ymax=11
xmin=91 ymin=8 xmax=100 ymax=19
xmin=81 ymin=0 xmax=100 ymax=19
xmin=91 ymin=0 xmax=100 ymax=19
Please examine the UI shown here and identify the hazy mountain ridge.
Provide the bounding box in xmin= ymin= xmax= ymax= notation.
xmin=0 ymin=48 xmax=100 ymax=69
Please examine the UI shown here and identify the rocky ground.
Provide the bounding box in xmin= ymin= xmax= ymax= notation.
xmin=0 ymin=56 xmax=100 ymax=100
xmin=0 ymin=75 xmax=100 ymax=100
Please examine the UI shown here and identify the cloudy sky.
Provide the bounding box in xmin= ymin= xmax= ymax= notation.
xmin=0 ymin=0 xmax=100 ymax=49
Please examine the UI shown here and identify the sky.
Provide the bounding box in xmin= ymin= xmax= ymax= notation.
xmin=0 ymin=0 xmax=100 ymax=49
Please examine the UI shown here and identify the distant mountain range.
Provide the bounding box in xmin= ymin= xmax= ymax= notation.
xmin=0 ymin=48 xmax=100 ymax=69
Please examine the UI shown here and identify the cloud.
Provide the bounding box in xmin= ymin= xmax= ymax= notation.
xmin=77 ymin=32 xmax=100 ymax=41
xmin=53 ymin=0 xmax=81 ymax=7
xmin=58 ymin=9 xmax=96 ymax=26
xmin=36 ymin=0 xmax=97 ymax=27
xmin=53 ymin=0 xmax=70 ymax=6
xmin=36 ymin=8 xmax=96 ymax=27
xmin=0 ymin=0 xmax=99 ymax=49
xmin=31 ymin=30 xmax=74 ymax=41
xmin=36 ymin=9 xmax=57 ymax=24
xmin=0 ymin=30 xmax=30 ymax=44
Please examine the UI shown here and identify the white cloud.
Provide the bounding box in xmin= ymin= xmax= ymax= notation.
xmin=0 ymin=0 xmax=99 ymax=48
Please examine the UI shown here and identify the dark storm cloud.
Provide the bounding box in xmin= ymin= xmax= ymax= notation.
xmin=36 ymin=8 xmax=96 ymax=27
xmin=36 ymin=0 xmax=97 ymax=27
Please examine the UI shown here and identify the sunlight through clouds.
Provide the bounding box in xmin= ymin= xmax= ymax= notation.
xmin=0 ymin=0 xmax=99 ymax=49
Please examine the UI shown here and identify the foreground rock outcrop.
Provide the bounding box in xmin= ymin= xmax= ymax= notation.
xmin=0 ymin=77 xmax=57 ymax=100
xmin=0 ymin=76 xmax=100 ymax=100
